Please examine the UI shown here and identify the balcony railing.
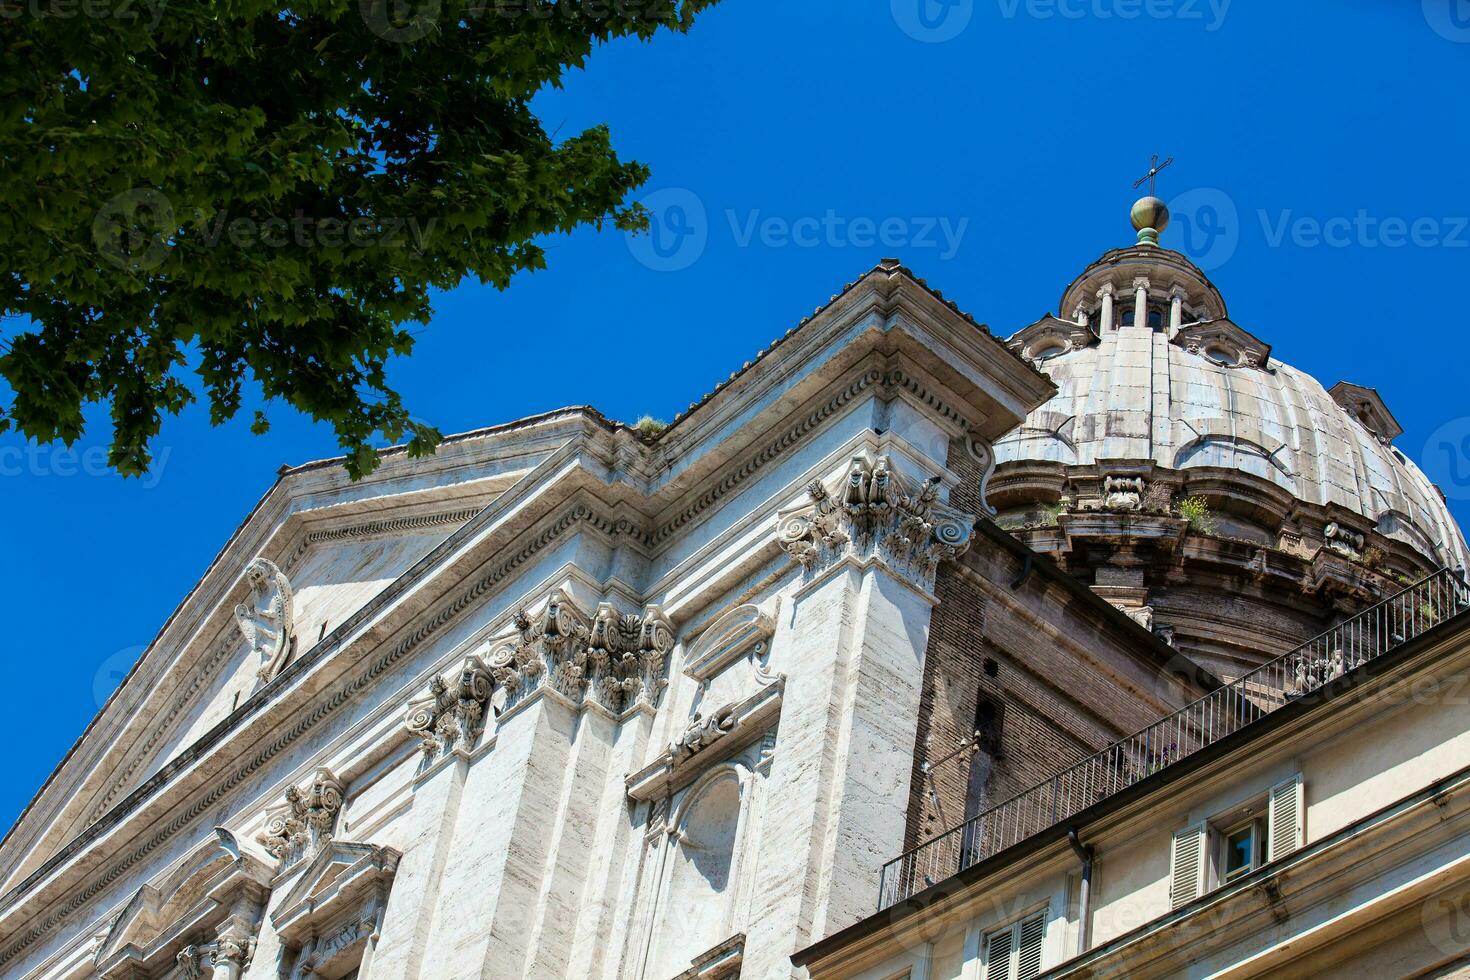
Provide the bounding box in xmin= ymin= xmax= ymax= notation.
xmin=878 ymin=566 xmax=1470 ymax=910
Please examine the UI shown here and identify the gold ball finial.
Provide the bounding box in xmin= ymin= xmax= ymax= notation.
xmin=1131 ymin=196 xmax=1170 ymax=246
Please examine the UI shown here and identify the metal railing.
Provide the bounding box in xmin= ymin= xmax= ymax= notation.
xmin=878 ymin=567 xmax=1470 ymax=910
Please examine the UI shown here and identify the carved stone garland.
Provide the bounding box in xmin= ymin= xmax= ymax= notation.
xmin=484 ymin=590 xmax=675 ymax=716
xmin=777 ymin=453 xmax=975 ymax=591
xmin=404 ymin=656 xmax=492 ymax=759
xmin=671 ymin=705 xmax=736 ymax=762
xmin=257 ymin=768 xmax=345 ymax=866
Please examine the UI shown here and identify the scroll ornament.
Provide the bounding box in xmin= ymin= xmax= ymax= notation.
xmin=404 ymin=656 xmax=493 ymax=759
xmin=777 ymin=453 xmax=975 ymax=588
xmin=257 ymin=768 xmax=345 ymax=865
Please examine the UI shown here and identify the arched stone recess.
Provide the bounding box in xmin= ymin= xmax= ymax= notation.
xmin=1375 ymin=509 xmax=1446 ymax=565
xmin=626 ymin=736 xmax=775 ymax=980
xmin=93 ymin=831 xmax=272 ymax=979
xmin=1173 ymin=417 xmax=1298 ymax=495
xmin=999 ymin=410 xmax=1079 ymax=465
xmin=270 ymin=841 xmax=400 ymax=980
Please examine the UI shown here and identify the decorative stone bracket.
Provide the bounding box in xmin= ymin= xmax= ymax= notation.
xmin=776 ymin=453 xmax=974 ymax=592
xmin=404 ymin=656 xmax=493 ymax=760
xmin=627 ymin=679 xmax=784 ymax=803
xmin=257 ymin=767 xmax=345 ymax=867
xmin=485 ymin=590 xmax=675 ymax=717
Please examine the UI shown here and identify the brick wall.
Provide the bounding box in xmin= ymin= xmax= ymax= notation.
xmin=903 ymin=444 xmax=1201 ymax=852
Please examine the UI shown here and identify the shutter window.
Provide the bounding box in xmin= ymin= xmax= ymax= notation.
xmin=1169 ymin=821 xmax=1208 ymax=909
xmin=1016 ymin=912 xmax=1046 ymax=980
xmin=1267 ymin=774 xmax=1305 ymax=860
xmin=983 ymin=927 xmax=1014 ymax=980
xmin=982 ymin=910 xmax=1047 ymax=980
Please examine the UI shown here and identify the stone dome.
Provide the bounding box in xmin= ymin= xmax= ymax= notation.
xmin=991 ymin=240 xmax=1467 ymax=677
xmin=997 ymin=244 xmax=1467 ymax=572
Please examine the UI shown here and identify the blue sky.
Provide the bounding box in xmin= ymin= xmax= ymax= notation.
xmin=4 ymin=0 xmax=1470 ymax=831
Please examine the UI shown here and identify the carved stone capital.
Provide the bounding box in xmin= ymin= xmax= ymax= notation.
xmin=488 ymin=593 xmax=673 ymax=715
xmin=404 ymin=656 xmax=492 ymax=759
xmin=257 ymin=768 xmax=344 ymax=865
xmin=776 ymin=453 xmax=975 ymax=592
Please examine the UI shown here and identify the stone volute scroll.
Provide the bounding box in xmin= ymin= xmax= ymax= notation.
xmin=776 ymin=452 xmax=976 ymax=592
xmin=404 ymin=655 xmax=493 ymax=760
xmin=256 ymin=767 xmax=346 ymax=868
xmin=233 ymin=556 xmax=295 ymax=684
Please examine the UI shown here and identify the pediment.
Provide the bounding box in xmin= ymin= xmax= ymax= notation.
xmin=1007 ymin=314 xmax=1096 ymax=362
xmin=272 ymin=841 xmax=400 ymax=947
xmin=1329 ymin=381 xmax=1403 ymax=443
xmin=683 ymin=601 xmax=778 ymax=683
xmin=1172 ymin=318 xmax=1271 ymax=369
xmin=94 ymin=835 xmax=272 ymax=977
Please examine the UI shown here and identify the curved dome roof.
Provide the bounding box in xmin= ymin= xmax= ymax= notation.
xmin=996 ymin=245 xmax=1469 ymax=572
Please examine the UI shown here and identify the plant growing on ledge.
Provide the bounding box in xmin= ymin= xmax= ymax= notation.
xmin=633 ymin=416 xmax=668 ymax=438
xmin=1177 ymin=495 xmax=1218 ymax=535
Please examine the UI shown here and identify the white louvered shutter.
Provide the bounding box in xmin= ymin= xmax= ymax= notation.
xmin=1169 ymin=822 xmax=1208 ymax=909
xmin=1268 ymin=774 xmax=1305 ymax=860
xmin=1016 ymin=912 xmax=1046 ymax=980
xmin=983 ymin=925 xmax=1014 ymax=980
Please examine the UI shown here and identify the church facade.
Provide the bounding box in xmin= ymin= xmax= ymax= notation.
xmin=0 ymin=200 xmax=1466 ymax=980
